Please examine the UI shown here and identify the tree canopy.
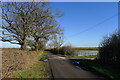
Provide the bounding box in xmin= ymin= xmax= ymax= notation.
xmin=1 ymin=2 xmax=64 ymax=50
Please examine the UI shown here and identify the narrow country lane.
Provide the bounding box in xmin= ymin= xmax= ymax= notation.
xmin=47 ymin=53 xmax=105 ymax=79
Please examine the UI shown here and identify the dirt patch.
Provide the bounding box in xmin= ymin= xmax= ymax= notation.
xmin=2 ymin=50 xmax=42 ymax=78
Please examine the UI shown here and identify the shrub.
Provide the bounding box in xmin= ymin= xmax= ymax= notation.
xmin=98 ymin=32 xmax=120 ymax=64
xmin=53 ymin=45 xmax=75 ymax=55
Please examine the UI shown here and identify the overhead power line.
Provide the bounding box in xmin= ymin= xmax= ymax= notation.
xmin=68 ymin=14 xmax=118 ymax=38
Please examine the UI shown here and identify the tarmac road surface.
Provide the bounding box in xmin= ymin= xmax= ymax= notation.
xmin=47 ymin=53 xmax=106 ymax=79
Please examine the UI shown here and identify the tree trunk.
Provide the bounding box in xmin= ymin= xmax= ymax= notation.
xmin=35 ymin=41 xmax=39 ymax=51
xmin=34 ymin=38 xmax=39 ymax=51
xmin=20 ymin=43 xmax=26 ymax=50
xmin=20 ymin=39 xmax=27 ymax=50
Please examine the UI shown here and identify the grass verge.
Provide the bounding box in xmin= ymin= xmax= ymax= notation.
xmin=11 ymin=51 xmax=49 ymax=78
xmin=78 ymin=59 xmax=120 ymax=80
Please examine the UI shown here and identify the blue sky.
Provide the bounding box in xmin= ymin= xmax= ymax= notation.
xmin=0 ymin=2 xmax=118 ymax=48
xmin=51 ymin=2 xmax=118 ymax=47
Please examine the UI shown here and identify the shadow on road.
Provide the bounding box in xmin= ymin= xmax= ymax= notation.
xmin=69 ymin=58 xmax=109 ymax=80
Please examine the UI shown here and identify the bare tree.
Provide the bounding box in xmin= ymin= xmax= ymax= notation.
xmin=1 ymin=2 xmax=64 ymax=50
xmin=48 ymin=31 xmax=64 ymax=49
xmin=1 ymin=2 xmax=52 ymax=50
xmin=28 ymin=18 xmax=63 ymax=50
xmin=27 ymin=5 xmax=63 ymax=50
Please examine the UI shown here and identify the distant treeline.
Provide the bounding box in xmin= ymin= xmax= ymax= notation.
xmin=73 ymin=47 xmax=99 ymax=50
xmin=46 ymin=47 xmax=99 ymax=51
xmin=2 ymin=47 xmax=99 ymax=51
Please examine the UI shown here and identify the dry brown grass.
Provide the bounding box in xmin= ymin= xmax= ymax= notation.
xmin=2 ymin=50 xmax=42 ymax=78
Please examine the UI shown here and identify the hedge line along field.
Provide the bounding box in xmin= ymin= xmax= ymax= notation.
xmin=2 ymin=50 xmax=42 ymax=78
